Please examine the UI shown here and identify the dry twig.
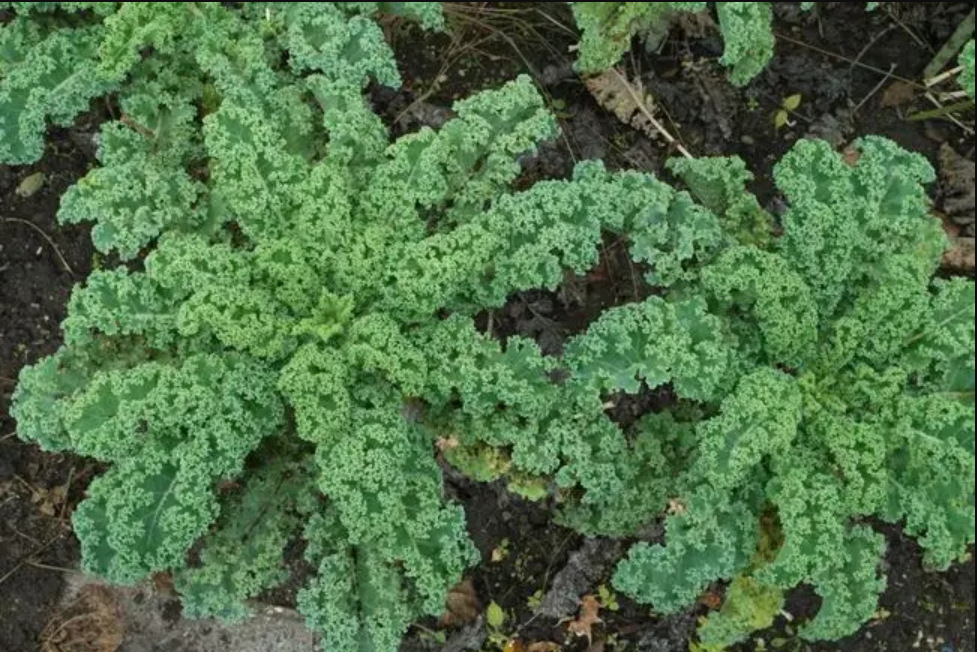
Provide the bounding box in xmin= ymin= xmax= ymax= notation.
xmin=584 ymin=68 xmax=692 ymax=158
xmin=0 ymin=216 xmax=76 ymax=276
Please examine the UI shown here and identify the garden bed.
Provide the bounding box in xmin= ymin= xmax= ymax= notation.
xmin=1 ymin=3 xmax=974 ymax=652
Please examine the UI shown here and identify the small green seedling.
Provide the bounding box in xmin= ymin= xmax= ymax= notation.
xmin=773 ymin=94 xmax=802 ymax=129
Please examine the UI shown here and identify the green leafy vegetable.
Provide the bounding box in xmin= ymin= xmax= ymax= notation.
xmin=8 ymin=4 xmax=973 ymax=651
xmin=961 ymin=40 xmax=975 ymax=99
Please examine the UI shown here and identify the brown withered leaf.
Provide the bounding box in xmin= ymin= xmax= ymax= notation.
xmin=939 ymin=144 xmax=975 ymax=221
xmin=526 ymin=642 xmax=561 ymax=652
xmin=698 ymin=589 xmax=723 ymax=610
xmin=503 ymin=639 xmax=526 ymax=652
xmin=442 ymin=577 xmax=481 ymax=626
xmin=566 ymin=594 xmax=603 ymax=645
xmin=585 ymin=69 xmax=662 ymax=142
xmin=666 ymin=498 xmax=686 ymax=515
xmin=436 ymin=436 xmax=460 ymax=452
xmin=23 ymin=478 xmax=69 ymax=518
xmin=841 ymin=145 xmax=861 ymax=167
xmin=880 ymin=81 xmax=916 ymax=108
xmin=937 ymin=211 xmax=976 ymax=271
xmin=943 ymin=235 xmax=976 ymax=271
xmin=152 ymin=571 xmax=176 ymax=595
xmin=41 ymin=584 xmax=124 ymax=652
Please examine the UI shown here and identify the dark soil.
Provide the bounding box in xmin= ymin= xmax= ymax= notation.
xmin=0 ymin=3 xmax=974 ymax=652
xmin=0 ymin=127 xmax=95 ymax=652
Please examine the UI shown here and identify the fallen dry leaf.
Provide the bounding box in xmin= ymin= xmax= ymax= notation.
xmin=937 ymin=212 xmax=976 ymax=272
xmin=842 ymin=145 xmax=862 ymax=167
xmin=566 ymin=594 xmax=603 ymax=645
xmin=41 ymin=584 xmax=124 ymax=652
xmin=585 ymin=68 xmax=678 ymax=150
xmin=32 ymin=482 xmax=68 ymax=517
xmin=939 ymin=144 xmax=975 ymax=221
xmin=436 ymin=436 xmax=459 ymax=452
xmin=666 ymin=498 xmax=687 ymax=515
xmin=880 ymin=81 xmax=916 ymax=108
xmin=16 ymin=171 xmax=46 ymax=198
xmin=943 ymin=235 xmax=976 ymax=271
xmin=503 ymin=639 xmax=526 ymax=652
xmin=526 ymin=642 xmax=561 ymax=652
xmin=442 ymin=577 xmax=481 ymax=626
xmin=698 ymin=590 xmax=723 ymax=610
xmin=152 ymin=571 xmax=176 ymax=595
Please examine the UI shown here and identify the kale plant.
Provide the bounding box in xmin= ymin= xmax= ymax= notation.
xmin=7 ymin=3 xmax=973 ymax=651
xmin=426 ymin=135 xmax=973 ymax=649
xmin=8 ymin=2 xmax=720 ymax=648
xmin=570 ymin=2 xmax=876 ymax=86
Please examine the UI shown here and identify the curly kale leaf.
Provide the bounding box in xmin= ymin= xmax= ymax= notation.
xmin=701 ymin=246 xmax=818 ymax=368
xmin=279 ymin=341 xmax=478 ymax=623
xmin=175 ymin=458 xmax=310 ymax=621
xmin=373 ymin=2 xmax=443 ymax=29
xmin=299 ymin=511 xmax=414 ymax=652
xmin=904 ymin=277 xmax=976 ymax=397
xmin=96 ymin=2 xmax=200 ymax=81
xmin=557 ymin=411 xmax=694 ymax=536
xmin=0 ymin=2 xmax=117 ymax=15
xmin=881 ymin=394 xmax=975 ymax=569
xmin=381 ymin=153 xmax=723 ymax=318
xmin=0 ymin=20 xmax=114 ymax=163
xmin=763 ymin=462 xmax=887 ymax=640
xmin=278 ymin=3 xmax=402 ymax=86
xmin=570 ymin=2 xmax=773 ymax=85
xmin=667 ymin=155 xmax=773 ymax=247
xmin=960 ymin=40 xmax=974 ymax=99
xmin=613 ymin=486 xmax=760 ymax=613
xmin=775 ymin=136 xmax=939 ymax=323
xmin=60 ymin=354 xmax=283 ymax=582
xmin=58 ymin=101 xmax=204 ymax=259
xmin=688 ymin=368 xmax=801 ymax=493
xmin=715 ymin=2 xmax=774 ymax=86
xmin=564 ymin=295 xmax=733 ymax=400
xmin=364 ymin=74 xmax=558 ymax=225
xmin=570 ymin=2 xmax=707 ymax=73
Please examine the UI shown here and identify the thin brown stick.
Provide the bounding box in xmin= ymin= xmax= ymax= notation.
xmin=926 ymin=65 xmax=964 ymax=88
xmin=922 ymin=91 xmax=974 ymax=134
xmin=119 ymin=113 xmax=157 ymax=139
xmin=609 ymin=68 xmax=693 ymax=159
xmin=26 ymin=560 xmax=81 ymax=575
xmin=13 ymin=528 xmax=42 ymax=546
xmin=0 ymin=216 xmax=75 ymax=276
xmin=854 ymin=62 xmax=897 ymax=113
xmin=922 ymin=8 xmax=975 ymax=80
xmin=0 ymin=534 xmax=62 ymax=587
xmin=775 ymin=32 xmax=926 ymax=89
xmin=849 ymin=24 xmax=895 ymax=82
xmin=882 ymin=7 xmax=931 ymax=52
xmin=14 ymin=474 xmax=39 ymax=495
xmin=533 ymin=7 xmax=578 ymax=38
xmin=58 ymin=465 xmax=75 ymax=523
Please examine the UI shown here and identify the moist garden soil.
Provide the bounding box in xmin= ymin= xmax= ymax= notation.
xmin=1 ymin=3 xmax=974 ymax=652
